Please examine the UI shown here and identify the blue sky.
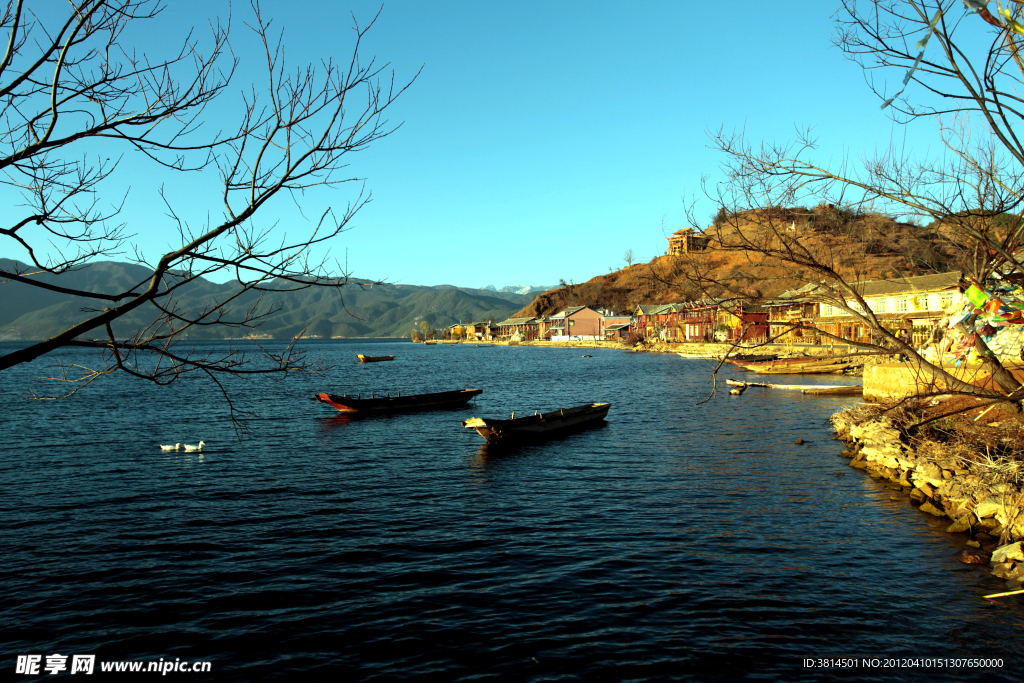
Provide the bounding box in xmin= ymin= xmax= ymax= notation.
xmin=10 ymin=1 xmax=945 ymax=290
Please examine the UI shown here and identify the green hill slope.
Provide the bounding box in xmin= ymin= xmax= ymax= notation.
xmin=0 ymin=259 xmax=528 ymax=340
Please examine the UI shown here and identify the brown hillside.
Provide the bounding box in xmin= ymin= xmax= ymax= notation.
xmin=516 ymin=207 xmax=960 ymax=318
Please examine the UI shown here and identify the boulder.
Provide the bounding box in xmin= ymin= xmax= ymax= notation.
xmin=959 ymin=550 xmax=989 ymax=564
xmin=910 ymin=488 xmax=927 ymax=503
xmin=991 ymin=562 xmax=1015 ymax=578
xmin=913 ymin=462 xmax=945 ymax=488
xmin=976 ymin=518 xmax=1001 ymax=531
xmin=919 ymin=501 xmax=946 ymax=517
xmin=916 ymin=482 xmax=935 ymax=499
xmin=975 ymin=498 xmax=1004 ymax=519
xmin=995 ymin=506 xmax=1022 ymax=527
xmin=991 ymin=542 xmax=1024 ymax=565
xmin=946 ymin=516 xmax=975 ymax=533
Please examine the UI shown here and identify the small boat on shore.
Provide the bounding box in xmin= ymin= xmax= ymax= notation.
xmin=726 ymin=379 xmax=862 ymax=396
xmin=314 ymin=388 xmax=482 ymax=413
xmin=734 ymin=356 xmax=854 ymax=374
xmin=462 ymin=403 xmax=611 ymax=444
xmin=357 ymin=354 xmax=396 ymax=363
xmin=723 ymin=353 xmax=779 ymax=364
xmin=743 ymin=362 xmax=852 ymax=375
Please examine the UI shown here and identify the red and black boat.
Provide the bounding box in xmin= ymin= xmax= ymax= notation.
xmin=314 ymin=388 xmax=482 ymax=414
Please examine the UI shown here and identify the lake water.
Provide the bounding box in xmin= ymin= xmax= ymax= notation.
xmin=2 ymin=340 xmax=1022 ymax=681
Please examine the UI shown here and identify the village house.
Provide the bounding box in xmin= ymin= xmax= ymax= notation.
xmin=766 ymin=283 xmax=824 ymax=343
xmin=677 ymin=300 xmax=719 ymax=341
xmin=497 ymin=316 xmax=541 ymax=341
xmin=634 ymin=304 xmax=683 ymax=340
xmin=814 ymin=271 xmax=963 ymax=346
xmin=666 ymin=228 xmax=710 ymax=255
xmin=448 ymin=321 xmax=493 ymax=340
xmin=548 ymin=306 xmax=602 ymax=341
xmin=599 ymin=314 xmax=632 ymax=340
xmin=714 ymin=304 xmax=768 ymax=343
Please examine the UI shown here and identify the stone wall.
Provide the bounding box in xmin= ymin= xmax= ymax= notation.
xmin=862 ymin=362 xmax=1019 ymax=402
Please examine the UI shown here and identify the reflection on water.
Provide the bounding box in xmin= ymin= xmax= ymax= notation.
xmin=1 ymin=341 xmax=1022 ymax=681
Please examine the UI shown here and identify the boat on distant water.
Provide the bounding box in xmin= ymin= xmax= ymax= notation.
xmin=423 ymin=342 xmax=437 ymax=345
xmin=357 ymin=354 xmax=396 ymax=363
xmin=314 ymin=388 xmax=482 ymax=413
xmin=462 ymin=403 xmax=610 ymax=444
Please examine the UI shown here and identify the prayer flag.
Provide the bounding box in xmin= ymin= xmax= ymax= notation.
xmin=965 ymin=285 xmax=989 ymax=308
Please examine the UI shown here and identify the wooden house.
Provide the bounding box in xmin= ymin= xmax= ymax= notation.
xmin=497 ymin=316 xmax=541 ymax=341
xmin=677 ymin=300 xmax=719 ymax=341
xmin=814 ymin=271 xmax=962 ymax=346
xmin=766 ymin=283 xmax=823 ymax=343
xmin=634 ymin=303 xmax=686 ymax=340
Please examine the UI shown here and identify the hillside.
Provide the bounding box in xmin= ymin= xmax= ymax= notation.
xmin=516 ymin=207 xmax=962 ymax=317
xmin=0 ymin=259 xmax=532 ymax=340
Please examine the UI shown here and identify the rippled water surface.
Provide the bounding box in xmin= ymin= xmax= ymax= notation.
xmin=2 ymin=340 xmax=1023 ymax=681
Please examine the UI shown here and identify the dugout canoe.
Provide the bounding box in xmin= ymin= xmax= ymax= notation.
xmin=314 ymin=388 xmax=482 ymax=413
xmin=462 ymin=403 xmax=611 ymax=444
xmin=726 ymin=379 xmax=862 ymax=396
xmin=743 ymin=362 xmax=853 ymax=375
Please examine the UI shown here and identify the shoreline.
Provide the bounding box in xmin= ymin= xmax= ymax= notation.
xmin=429 ymin=338 xmax=865 ymax=357
xmin=832 ymin=403 xmax=1024 ymax=592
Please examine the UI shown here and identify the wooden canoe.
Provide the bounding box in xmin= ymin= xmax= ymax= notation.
xmin=742 ymin=361 xmax=852 ymax=375
xmin=463 ymin=403 xmax=610 ymax=444
xmin=314 ymin=388 xmax=482 ymax=413
xmin=726 ymin=379 xmax=862 ymax=395
xmin=357 ymin=354 xmax=396 ymax=363
xmin=723 ymin=353 xmax=779 ymax=364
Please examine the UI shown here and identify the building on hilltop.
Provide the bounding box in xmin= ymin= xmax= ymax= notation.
xmin=666 ymin=228 xmax=710 ymax=255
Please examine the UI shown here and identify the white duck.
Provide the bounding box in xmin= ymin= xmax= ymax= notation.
xmin=183 ymin=441 xmax=205 ymax=452
xmin=160 ymin=443 xmax=181 ymax=451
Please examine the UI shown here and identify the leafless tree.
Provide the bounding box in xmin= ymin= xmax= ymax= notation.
xmin=623 ymin=248 xmax=635 ymax=267
xmin=676 ymin=0 xmax=1024 ymax=419
xmin=0 ymin=1 xmax=417 ymax=417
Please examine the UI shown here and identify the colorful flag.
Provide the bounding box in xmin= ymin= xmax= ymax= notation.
xmin=964 ymin=284 xmax=989 ymax=308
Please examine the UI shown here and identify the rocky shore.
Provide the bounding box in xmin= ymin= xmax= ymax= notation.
xmin=832 ymin=403 xmax=1024 ymax=592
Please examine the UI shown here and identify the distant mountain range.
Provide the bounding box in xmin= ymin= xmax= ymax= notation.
xmin=482 ymin=284 xmax=555 ymax=296
xmin=0 ymin=259 xmax=542 ymax=340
